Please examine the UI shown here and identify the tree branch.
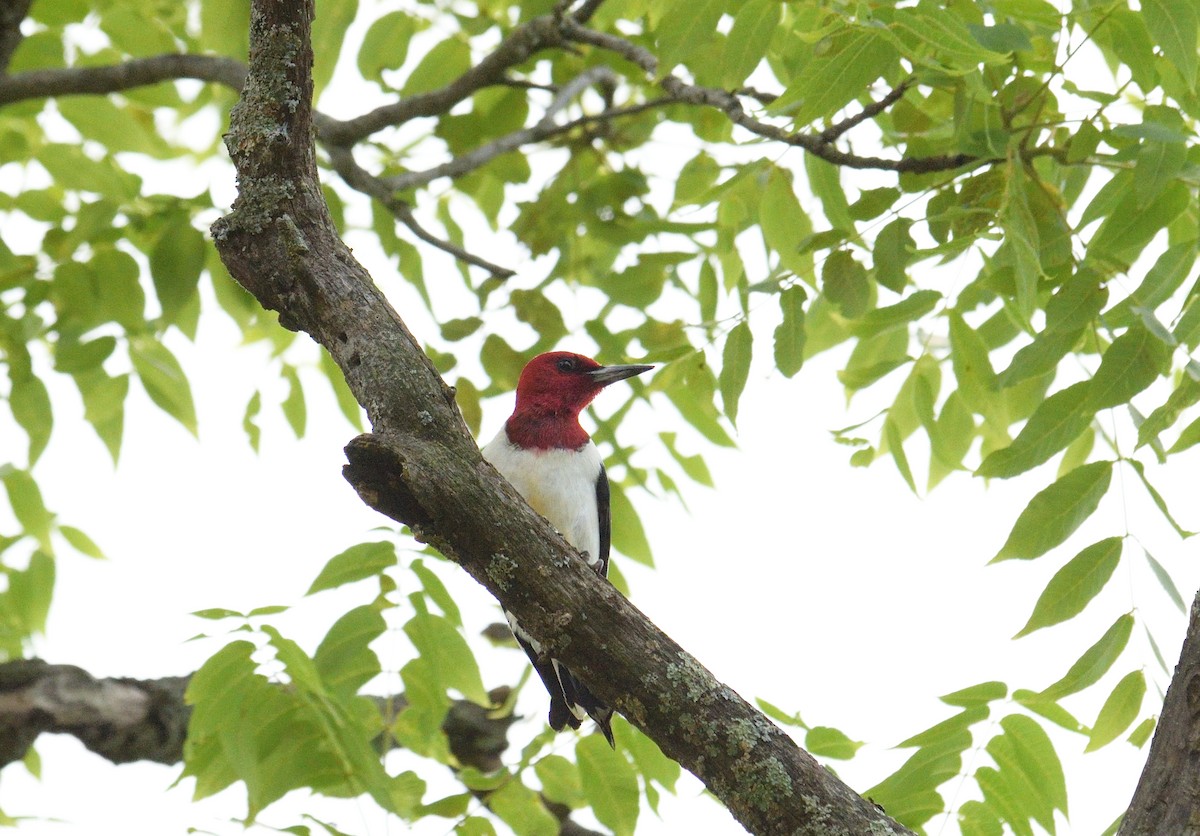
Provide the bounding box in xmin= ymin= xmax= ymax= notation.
xmin=0 ymin=54 xmax=248 ymax=104
xmin=559 ymin=19 xmax=977 ymax=174
xmin=1119 ymin=589 xmax=1200 ymax=833
xmin=0 ymin=0 xmax=32 ymax=75
xmin=210 ymin=2 xmax=912 ymax=833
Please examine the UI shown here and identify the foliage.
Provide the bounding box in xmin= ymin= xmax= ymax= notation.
xmin=2 ymin=0 xmax=1199 ymax=832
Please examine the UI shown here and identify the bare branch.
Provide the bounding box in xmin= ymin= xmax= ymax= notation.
xmin=0 ymin=54 xmax=247 ymax=104
xmin=382 ymin=66 xmax=619 ymax=192
xmin=560 ymin=19 xmax=978 ymax=174
xmin=320 ymin=15 xmax=565 ymax=146
xmin=819 ymin=78 xmax=914 ymax=144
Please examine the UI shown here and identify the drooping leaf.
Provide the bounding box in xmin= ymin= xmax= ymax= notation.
xmin=129 ymin=338 xmax=198 ymax=436
xmin=719 ymin=321 xmax=753 ymax=426
xmin=977 ymin=382 xmax=1093 ymax=479
xmin=404 ymin=613 xmax=489 ymax=704
xmin=307 ymin=541 xmax=398 ymax=595
xmin=1014 ymin=538 xmax=1123 ymax=637
xmin=993 ymin=461 xmax=1113 ymax=561
xmin=1040 ymin=614 xmax=1133 ymax=699
xmin=577 ymin=734 xmax=639 ymax=836
xmin=1085 ymin=670 xmax=1146 ymax=751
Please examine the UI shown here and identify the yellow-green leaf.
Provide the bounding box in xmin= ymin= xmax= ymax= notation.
xmin=993 ymin=461 xmax=1112 ymax=561
xmin=1015 ymin=538 xmax=1123 ymax=637
xmin=1085 ymin=670 xmax=1146 ymax=751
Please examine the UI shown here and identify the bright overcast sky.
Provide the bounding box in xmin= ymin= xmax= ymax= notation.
xmin=5 ymin=4 xmax=1198 ymax=834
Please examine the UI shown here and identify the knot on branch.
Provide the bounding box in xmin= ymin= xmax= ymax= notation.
xmin=343 ymin=433 xmax=437 ymax=538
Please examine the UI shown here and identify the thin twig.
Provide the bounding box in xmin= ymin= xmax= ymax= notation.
xmin=819 ymin=78 xmax=914 ymax=144
xmin=560 ymin=18 xmax=978 ymax=174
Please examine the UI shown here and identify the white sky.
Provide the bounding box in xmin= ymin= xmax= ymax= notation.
xmin=4 ymin=4 xmax=1199 ymax=835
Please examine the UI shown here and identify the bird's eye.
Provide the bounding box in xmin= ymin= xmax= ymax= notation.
xmin=556 ymin=357 xmax=577 ymax=372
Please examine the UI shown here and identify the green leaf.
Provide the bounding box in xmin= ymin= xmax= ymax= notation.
xmin=773 ymin=285 xmax=807 ymax=378
xmin=311 ymin=0 xmax=358 ymax=100
xmin=888 ymin=8 xmax=1010 ymax=70
xmin=319 ymin=348 xmax=363 ymax=431
xmin=1085 ymin=670 xmax=1146 ymax=751
xmin=403 ymin=38 xmax=470 ymax=96
xmin=823 ymin=251 xmax=871 ymax=319
xmin=940 ymin=681 xmax=1007 ymax=708
xmin=1089 ymin=181 xmax=1190 ymax=267
xmin=357 ymin=11 xmax=417 ymax=82
xmin=655 ymin=0 xmax=726 ymax=73
xmin=306 ymin=541 xmax=398 ymax=594
xmin=314 ymin=605 xmax=386 ymax=697
xmin=1040 ymin=614 xmax=1133 ymax=700
xmin=948 ymin=311 xmax=998 ymax=417
xmin=805 ymin=726 xmax=863 ymax=760
xmin=999 ymin=270 xmax=1106 ymax=388
xmin=1014 ymin=538 xmax=1123 ymax=637
xmin=489 ymin=777 xmax=557 ymax=836
xmin=577 ymin=734 xmax=639 ymax=836
xmin=758 ymin=167 xmax=812 ymax=276
xmin=150 ymin=216 xmax=206 ymax=326
xmin=977 ymin=382 xmax=1092 ymax=479
xmin=8 ymin=550 xmax=54 ymax=635
xmin=852 ymin=290 xmax=941 ymax=339
xmin=1143 ymin=548 xmax=1186 ymax=613
xmin=1126 ymin=458 xmax=1196 ymax=537
xmin=806 ymin=154 xmax=853 ymax=232
xmin=534 ymin=754 xmax=584 ymax=807
xmin=771 ymin=29 xmax=898 ymax=126
xmin=2 ymin=469 xmax=54 ymax=551
xmin=129 ymin=338 xmax=198 ymax=435
xmin=76 ymin=371 xmax=128 ymax=462
xmin=873 ymin=218 xmax=915 ymax=292
xmin=1143 ymin=0 xmax=1198 ymax=92
xmin=719 ymin=321 xmax=752 ymax=426
xmin=1083 ymin=324 xmax=1172 ymax=412
xmin=608 ymin=481 xmax=653 ymax=566
xmin=722 ymin=0 xmax=779 ymax=88
xmin=411 ymin=559 xmax=463 ymax=626
xmin=242 ymin=391 xmax=262 ymax=452
xmin=58 ymin=525 xmax=104 ymax=559
xmin=884 ymin=417 xmax=917 ymax=493
xmin=281 ymin=364 xmax=307 ymax=438
xmin=9 ymin=372 xmax=52 ymax=465
xmin=659 ymin=432 xmax=714 ymax=487
xmin=988 ymin=714 xmax=1068 ymax=827
xmin=1128 ymin=716 xmax=1156 ymax=748
xmin=1135 ymin=137 xmax=1188 ymax=206
xmin=404 ymin=613 xmax=488 ymax=704
xmin=992 ymin=461 xmax=1113 ymax=561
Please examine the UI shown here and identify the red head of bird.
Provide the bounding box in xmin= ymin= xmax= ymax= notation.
xmin=506 ymin=352 xmax=653 ymax=450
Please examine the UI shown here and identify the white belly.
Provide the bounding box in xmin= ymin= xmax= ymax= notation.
xmin=481 ymin=430 xmax=602 ymax=566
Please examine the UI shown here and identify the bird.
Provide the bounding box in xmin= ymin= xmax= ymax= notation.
xmin=481 ymin=350 xmax=652 ymax=747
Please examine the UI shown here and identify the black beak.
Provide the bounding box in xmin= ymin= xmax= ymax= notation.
xmin=587 ymin=363 xmax=654 ymax=386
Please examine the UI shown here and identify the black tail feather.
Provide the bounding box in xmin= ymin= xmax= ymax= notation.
xmin=511 ymin=623 xmax=614 ymax=746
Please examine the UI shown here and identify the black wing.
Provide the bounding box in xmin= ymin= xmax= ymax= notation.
xmin=595 ymin=463 xmax=611 ymax=578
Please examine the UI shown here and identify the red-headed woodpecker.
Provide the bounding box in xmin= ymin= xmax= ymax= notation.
xmin=481 ymin=351 xmax=652 ymax=747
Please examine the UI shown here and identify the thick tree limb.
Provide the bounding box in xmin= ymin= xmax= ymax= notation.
xmin=1119 ymin=590 xmax=1200 ymax=833
xmin=210 ymin=2 xmax=910 ymax=834
xmin=0 ymin=0 xmax=32 ymax=74
xmin=0 ymin=660 xmax=515 ymax=773
xmin=0 ymin=659 xmax=190 ymax=767
xmin=0 ymin=662 xmax=606 ymax=834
